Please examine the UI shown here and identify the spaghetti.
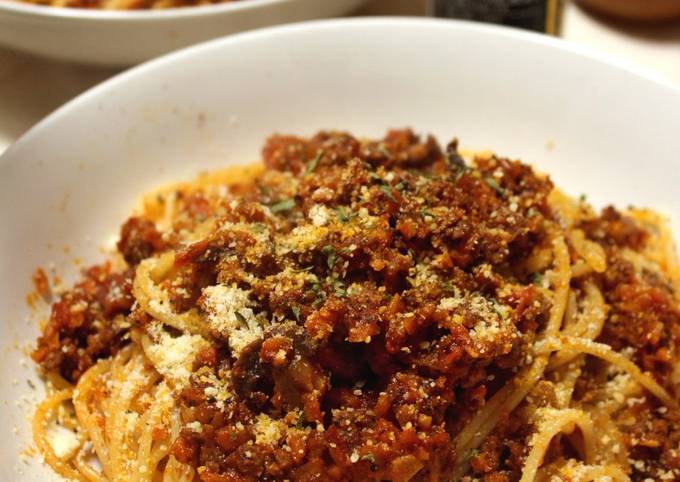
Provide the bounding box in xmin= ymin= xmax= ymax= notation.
xmin=17 ymin=0 xmax=242 ymax=11
xmin=31 ymin=129 xmax=680 ymax=481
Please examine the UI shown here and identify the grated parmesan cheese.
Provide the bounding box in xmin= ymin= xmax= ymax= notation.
xmin=201 ymin=284 xmax=263 ymax=357
xmin=186 ymin=421 xmax=203 ymax=433
xmin=46 ymin=425 xmax=80 ymax=459
xmin=197 ymin=368 xmax=232 ymax=410
xmin=277 ymin=225 xmax=329 ymax=255
xmin=145 ymin=324 xmax=209 ymax=389
xmin=253 ymin=413 xmax=286 ymax=446
xmin=308 ymin=204 xmax=331 ymax=227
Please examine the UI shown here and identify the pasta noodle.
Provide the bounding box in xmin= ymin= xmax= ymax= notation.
xmin=17 ymin=0 xmax=242 ymax=11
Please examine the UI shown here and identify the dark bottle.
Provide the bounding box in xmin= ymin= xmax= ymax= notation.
xmin=429 ymin=0 xmax=564 ymax=35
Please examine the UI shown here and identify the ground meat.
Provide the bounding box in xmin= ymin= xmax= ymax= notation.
xmin=32 ymin=264 xmax=133 ymax=382
xmin=117 ymin=216 xmax=165 ymax=265
xmin=166 ymin=130 xmax=556 ymax=481
xmin=580 ymin=206 xmax=648 ymax=250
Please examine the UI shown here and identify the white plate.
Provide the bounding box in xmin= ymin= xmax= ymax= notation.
xmin=0 ymin=0 xmax=366 ymax=65
xmin=1 ymin=17 xmax=679 ymax=480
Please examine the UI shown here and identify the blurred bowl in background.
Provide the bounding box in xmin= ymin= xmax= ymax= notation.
xmin=0 ymin=0 xmax=367 ymax=66
xmin=578 ymin=0 xmax=680 ymax=22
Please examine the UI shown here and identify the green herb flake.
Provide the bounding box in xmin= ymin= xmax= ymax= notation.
xmin=251 ymin=222 xmax=266 ymax=233
xmin=442 ymin=281 xmax=457 ymax=293
xmin=445 ymin=139 xmax=466 ymax=169
xmin=579 ymin=193 xmax=588 ymax=203
xmin=257 ymin=184 xmax=271 ymax=197
xmin=270 ymin=198 xmax=296 ymax=214
xmin=311 ymin=282 xmax=322 ymax=295
xmin=484 ymin=177 xmax=505 ymax=196
xmin=234 ymin=310 xmax=247 ymax=326
xmin=322 ymin=245 xmax=337 ymax=270
xmin=369 ymin=172 xmax=383 ymax=184
xmin=420 ymin=208 xmax=435 ymax=219
xmin=454 ymin=167 xmax=470 ymax=182
xmin=336 ymin=206 xmax=357 ymax=223
xmin=333 ymin=279 xmax=347 ymax=298
xmin=292 ymin=305 xmax=301 ymax=322
xmin=310 ymin=282 xmax=326 ymax=307
xmin=532 ymin=273 xmax=542 ymax=286
xmin=380 ymin=185 xmax=397 ymax=202
xmin=306 ymin=150 xmax=324 ymax=174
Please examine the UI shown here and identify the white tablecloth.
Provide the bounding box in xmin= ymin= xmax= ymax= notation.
xmin=1 ymin=0 xmax=678 ymax=154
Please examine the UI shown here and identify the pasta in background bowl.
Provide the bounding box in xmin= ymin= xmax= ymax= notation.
xmin=17 ymin=0 xmax=244 ymax=10
xmin=1 ymin=17 xmax=680 ymax=481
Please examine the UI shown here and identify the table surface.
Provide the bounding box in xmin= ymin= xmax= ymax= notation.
xmin=1 ymin=0 xmax=679 ymax=154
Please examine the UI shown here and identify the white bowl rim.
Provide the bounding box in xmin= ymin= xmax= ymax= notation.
xmin=2 ymin=16 xmax=679 ymax=157
xmin=0 ymin=0 xmax=299 ymax=21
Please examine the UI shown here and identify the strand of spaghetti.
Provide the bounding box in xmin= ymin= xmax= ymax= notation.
xmin=163 ymin=456 xmax=195 ymax=482
xmin=548 ymin=189 xmax=584 ymax=229
xmin=572 ymin=464 xmax=631 ymax=482
xmin=73 ymin=450 xmax=107 ymax=482
xmin=33 ymin=388 xmax=86 ymax=481
xmin=453 ymin=233 xmax=570 ymax=464
xmin=158 ymin=412 xmax=195 ymax=480
xmin=563 ymin=290 xmax=578 ymax=332
xmin=32 ymin=388 xmax=87 ymax=481
xmin=134 ymin=395 xmax=158 ymax=482
xmin=161 ymin=406 xmax=196 ymax=480
xmin=569 ymin=229 xmax=606 ymax=274
xmin=629 ymin=209 xmax=680 ymax=299
xmin=133 ymin=254 xmax=208 ymax=337
xmin=549 ymin=281 xmax=606 ymax=369
xmin=136 ymin=382 xmax=177 ymax=480
xmin=545 ymin=282 xmax=606 ymax=411
xmin=45 ymin=371 xmax=73 ymax=391
xmin=536 ymin=461 xmax=631 ymax=482
xmin=152 ymin=403 xmax=184 ymax=470
xmin=452 ymin=231 xmax=571 ymax=479
xmin=589 ymin=411 xmax=631 ymax=469
xmin=109 ymin=349 xmax=159 ymax=481
xmin=552 ymin=361 xmax=582 ymax=409
xmin=520 ymin=408 xmax=595 ymax=482
xmin=559 ymin=335 xmax=678 ymax=409
xmin=73 ymin=357 xmax=115 ymax=480
xmin=570 ymin=260 xmax=593 ymax=278
xmin=549 ymin=292 xmax=588 ymax=405
xmin=104 ymin=349 xmax=139 ymax=480
xmin=134 ymin=363 xmax=166 ymax=481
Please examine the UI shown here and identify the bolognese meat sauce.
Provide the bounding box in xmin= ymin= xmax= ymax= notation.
xmin=32 ymin=130 xmax=680 ymax=481
xmin=161 ymin=129 xmax=556 ymax=481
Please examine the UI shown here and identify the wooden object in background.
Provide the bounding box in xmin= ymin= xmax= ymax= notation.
xmin=578 ymin=0 xmax=680 ymax=22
